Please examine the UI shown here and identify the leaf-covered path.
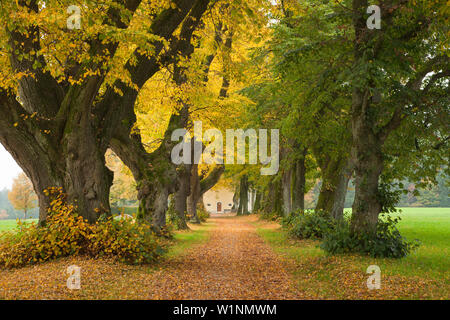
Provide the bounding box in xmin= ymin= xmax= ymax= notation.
xmin=2 ymin=215 xmax=446 ymax=299
xmin=0 ymin=215 xmax=303 ymax=299
xmin=147 ymin=215 xmax=301 ymax=299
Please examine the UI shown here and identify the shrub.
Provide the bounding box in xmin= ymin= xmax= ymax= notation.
xmin=0 ymin=188 xmax=164 ymax=268
xmin=282 ymin=210 xmax=334 ymax=240
xmin=88 ymin=217 xmax=163 ymax=264
xmin=166 ymin=200 xmax=185 ymax=230
xmin=197 ymin=206 xmax=210 ymax=223
xmin=259 ymin=210 xmax=281 ymax=222
xmin=320 ymin=214 xmax=420 ymax=258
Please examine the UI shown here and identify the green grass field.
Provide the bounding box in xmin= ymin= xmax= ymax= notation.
xmin=255 ymin=207 xmax=450 ymax=298
xmin=165 ymin=222 xmax=213 ymax=258
xmin=342 ymin=207 xmax=450 ymax=278
xmin=1 ymin=208 xmax=448 ymax=279
xmin=0 ymin=219 xmax=37 ymax=232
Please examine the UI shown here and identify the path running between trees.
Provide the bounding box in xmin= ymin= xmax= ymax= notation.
xmin=0 ymin=215 xmax=305 ymax=299
xmin=149 ymin=215 xmax=302 ymax=299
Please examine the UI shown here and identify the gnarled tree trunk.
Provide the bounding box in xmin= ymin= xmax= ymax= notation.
xmin=187 ymin=164 xmax=225 ymax=222
xmin=253 ymin=190 xmax=262 ymax=212
xmin=0 ymin=0 xmax=209 ymax=226
xmin=315 ymin=156 xmax=344 ymax=214
xmin=350 ymin=95 xmax=384 ymax=234
xmin=281 ymin=168 xmax=292 ymax=216
xmin=237 ymin=175 xmax=249 ymax=215
xmin=261 ymin=177 xmax=282 ymax=217
xmin=173 ymin=164 xmax=191 ymax=230
xmin=314 ymin=152 xmax=353 ymax=221
xmin=110 ymin=106 xmax=186 ymax=231
xmin=187 ymin=164 xmax=201 ymax=223
xmin=292 ymin=151 xmax=307 ymax=212
xmin=330 ymin=157 xmax=353 ymax=220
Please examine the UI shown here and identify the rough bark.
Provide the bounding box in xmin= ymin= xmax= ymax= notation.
xmin=110 ymin=105 xmax=188 ymax=231
xmin=261 ymin=177 xmax=282 ymax=216
xmin=187 ymin=164 xmax=225 ymax=222
xmin=348 ymin=0 xmax=385 ymax=234
xmin=281 ymin=168 xmax=292 ymax=216
xmin=173 ymin=164 xmax=191 ymax=230
xmin=106 ymin=0 xmax=212 ymax=231
xmin=330 ymin=157 xmax=353 ymax=220
xmin=253 ymin=190 xmax=262 ymax=212
xmin=292 ymin=151 xmax=307 ymax=212
xmin=348 ymin=0 xmax=449 ymax=234
xmin=315 ymin=155 xmax=342 ymax=212
xmin=237 ymin=175 xmax=249 ymax=215
xmin=0 ymin=0 xmax=207 ymax=226
xmin=232 ymin=186 xmax=239 ymax=212
xmin=250 ymin=189 xmax=256 ymax=213
xmin=0 ymin=84 xmax=114 ymax=225
xmin=350 ymin=94 xmax=384 ymax=234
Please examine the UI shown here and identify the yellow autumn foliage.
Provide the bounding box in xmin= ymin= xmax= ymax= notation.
xmin=0 ymin=188 xmax=164 ymax=269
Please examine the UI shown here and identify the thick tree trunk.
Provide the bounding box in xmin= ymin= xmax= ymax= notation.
xmin=350 ymin=95 xmax=384 ymax=234
xmin=349 ymin=0 xmax=385 ymax=234
xmin=231 ymin=186 xmax=239 ymax=212
xmin=261 ymin=177 xmax=282 ymax=216
xmin=138 ymin=180 xmax=171 ymax=229
xmin=330 ymin=158 xmax=353 ymax=220
xmin=250 ymin=189 xmax=256 ymax=212
xmin=63 ymin=151 xmax=113 ymax=224
xmin=0 ymin=89 xmax=113 ymax=225
xmin=62 ymin=115 xmax=114 ymax=223
xmin=281 ymin=168 xmax=292 ymax=216
xmin=314 ymin=156 xmax=353 ymax=221
xmin=187 ymin=164 xmax=201 ymax=223
xmin=237 ymin=175 xmax=249 ymax=215
xmin=253 ymin=190 xmax=262 ymax=212
xmin=173 ymin=164 xmax=191 ymax=230
xmin=292 ymin=153 xmax=306 ymax=212
xmin=110 ymin=127 xmax=179 ymax=232
xmin=187 ymin=163 xmax=225 ymax=222
xmin=315 ymin=156 xmax=344 ymax=214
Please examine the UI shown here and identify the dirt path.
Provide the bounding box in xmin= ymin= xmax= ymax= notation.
xmin=0 ymin=215 xmax=303 ymax=299
xmin=148 ymin=215 xmax=302 ymax=299
xmin=0 ymin=216 xmax=301 ymax=299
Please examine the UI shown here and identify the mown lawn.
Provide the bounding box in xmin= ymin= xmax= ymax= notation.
xmin=255 ymin=207 xmax=450 ymax=299
xmin=0 ymin=219 xmax=37 ymax=232
xmin=165 ymin=222 xmax=213 ymax=258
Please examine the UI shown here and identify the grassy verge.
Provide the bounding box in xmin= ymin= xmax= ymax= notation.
xmin=164 ymin=221 xmax=214 ymax=259
xmin=0 ymin=219 xmax=38 ymax=232
xmin=254 ymin=208 xmax=450 ymax=299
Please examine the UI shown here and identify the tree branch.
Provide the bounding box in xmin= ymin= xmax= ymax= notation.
xmin=8 ymin=0 xmax=64 ymax=117
xmin=199 ymin=165 xmax=225 ymax=196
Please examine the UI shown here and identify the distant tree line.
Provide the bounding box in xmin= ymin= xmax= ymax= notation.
xmin=0 ymin=189 xmax=39 ymax=220
xmin=304 ymin=172 xmax=449 ymax=209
